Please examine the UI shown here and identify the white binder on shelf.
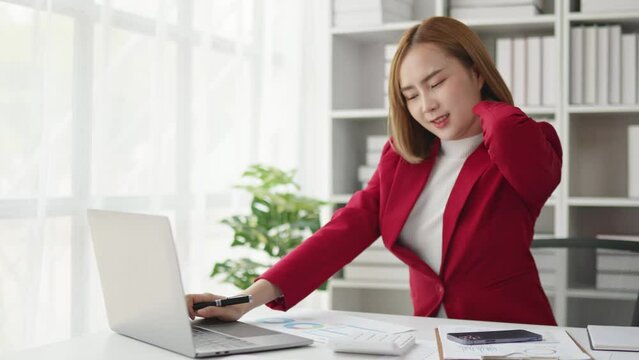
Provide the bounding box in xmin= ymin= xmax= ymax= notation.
xmin=629 ymin=125 xmax=639 ymax=198
xmin=596 ymin=26 xmax=609 ymax=105
xmin=583 ymin=26 xmax=598 ymax=105
xmin=608 ymin=25 xmax=621 ymax=104
xmin=496 ymin=37 xmax=513 ymax=92
xmin=526 ymin=36 xmax=541 ymax=106
xmin=570 ymin=26 xmax=584 ymax=104
xmin=621 ymin=34 xmax=637 ymax=105
xmin=542 ymin=35 xmax=555 ymax=106
xmin=512 ymin=37 xmax=527 ymax=106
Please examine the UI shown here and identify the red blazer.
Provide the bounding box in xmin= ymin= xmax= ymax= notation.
xmin=259 ymin=101 xmax=562 ymax=325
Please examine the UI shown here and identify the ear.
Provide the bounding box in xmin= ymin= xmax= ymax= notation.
xmin=472 ymin=67 xmax=485 ymax=90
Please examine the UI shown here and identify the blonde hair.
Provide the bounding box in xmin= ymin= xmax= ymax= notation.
xmin=388 ymin=16 xmax=513 ymax=163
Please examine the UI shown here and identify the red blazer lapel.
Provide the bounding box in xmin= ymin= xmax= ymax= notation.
xmin=441 ymin=145 xmax=491 ymax=271
xmin=381 ymin=140 xmax=440 ymax=249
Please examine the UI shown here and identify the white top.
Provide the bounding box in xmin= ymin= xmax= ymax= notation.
xmin=399 ymin=133 xmax=483 ymax=317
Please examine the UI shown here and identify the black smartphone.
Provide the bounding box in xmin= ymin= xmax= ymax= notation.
xmin=447 ymin=329 xmax=543 ymax=345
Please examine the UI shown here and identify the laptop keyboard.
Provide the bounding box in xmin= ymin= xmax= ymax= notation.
xmin=192 ymin=326 xmax=258 ymax=351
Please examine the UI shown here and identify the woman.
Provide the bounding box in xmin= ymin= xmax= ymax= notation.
xmin=187 ymin=16 xmax=561 ymax=326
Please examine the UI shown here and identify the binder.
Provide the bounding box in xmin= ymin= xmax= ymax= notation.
xmin=621 ymin=34 xmax=637 ymax=104
xmin=609 ymin=25 xmax=622 ymax=104
xmin=512 ymin=37 xmax=527 ymax=106
xmin=597 ymin=26 xmax=609 ymax=105
xmin=583 ymin=26 xmax=598 ymax=105
xmin=541 ymin=36 xmax=555 ymax=106
xmin=526 ymin=36 xmax=541 ymax=106
xmin=496 ymin=38 xmax=513 ymax=92
xmin=570 ymin=26 xmax=584 ymax=104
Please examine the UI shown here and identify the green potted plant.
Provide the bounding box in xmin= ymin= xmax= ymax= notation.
xmin=211 ymin=164 xmax=328 ymax=291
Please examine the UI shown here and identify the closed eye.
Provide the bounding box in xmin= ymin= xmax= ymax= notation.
xmin=431 ymin=79 xmax=445 ymax=89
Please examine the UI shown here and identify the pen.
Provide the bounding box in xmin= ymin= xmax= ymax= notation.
xmin=193 ymin=294 xmax=253 ymax=311
xmin=481 ymin=356 xmax=558 ymax=360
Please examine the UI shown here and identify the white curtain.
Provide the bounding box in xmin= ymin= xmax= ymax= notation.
xmin=0 ymin=0 xmax=329 ymax=354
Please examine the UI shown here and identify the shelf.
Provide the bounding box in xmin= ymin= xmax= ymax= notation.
xmin=566 ymin=288 xmax=637 ymax=301
xmin=329 ymin=194 xmax=352 ymax=204
xmin=568 ymin=197 xmax=639 ymax=207
xmin=331 ymin=192 xmax=554 ymax=206
xmin=568 ymin=105 xmax=639 ymax=114
xmin=331 ymin=107 xmax=555 ymax=119
xmin=331 ymin=193 xmax=554 ymax=209
xmin=460 ymin=15 xmax=556 ymax=35
xmin=331 ymin=279 xmax=555 ymax=296
xmin=520 ymin=106 xmax=557 ymax=116
xmin=330 ymin=279 xmax=409 ymax=291
xmin=568 ymin=11 xmax=639 ymax=25
xmin=331 ymin=15 xmax=557 ymax=43
xmin=331 ymin=109 xmax=388 ymax=119
xmin=533 ymin=233 xmax=557 ymax=240
xmin=331 ymin=21 xmax=419 ymax=43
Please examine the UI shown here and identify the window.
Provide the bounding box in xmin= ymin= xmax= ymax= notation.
xmin=0 ymin=0 xmax=265 ymax=353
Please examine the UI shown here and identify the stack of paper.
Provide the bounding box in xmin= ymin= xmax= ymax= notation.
xmin=358 ymin=135 xmax=386 ymax=189
xmin=581 ymin=0 xmax=639 ymax=13
xmin=531 ymin=248 xmax=557 ymax=289
xmin=587 ymin=325 xmax=639 ymax=352
xmin=449 ymin=0 xmax=544 ymax=19
xmin=249 ymin=309 xmax=414 ymax=344
xmin=594 ymin=233 xmax=639 ymax=293
xmin=333 ymin=0 xmax=414 ymax=27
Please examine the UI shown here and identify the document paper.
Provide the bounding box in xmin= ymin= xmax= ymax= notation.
xmin=248 ymin=309 xmax=413 ymax=344
xmin=437 ymin=325 xmax=591 ymax=360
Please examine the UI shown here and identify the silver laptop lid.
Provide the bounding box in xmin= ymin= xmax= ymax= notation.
xmin=87 ymin=209 xmax=195 ymax=358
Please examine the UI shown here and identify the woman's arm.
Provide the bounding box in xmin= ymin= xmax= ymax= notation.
xmin=255 ymin=141 xmax=396 ymax=311
xmin=473 ymin=101 xmax=563 ymax=211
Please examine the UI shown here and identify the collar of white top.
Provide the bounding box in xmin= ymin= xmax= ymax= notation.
xmin=439 ymin=133 xmax=484 ymax=159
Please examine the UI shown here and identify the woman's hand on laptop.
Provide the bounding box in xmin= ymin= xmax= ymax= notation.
xmin=186 ymin=279 xmax=283 ymax=321
xmin=185 ymin=293 xmax=249 ymax=321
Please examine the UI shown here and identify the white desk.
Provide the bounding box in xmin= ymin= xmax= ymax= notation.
xmin=2 ymin=309 xmax=637 ymax=360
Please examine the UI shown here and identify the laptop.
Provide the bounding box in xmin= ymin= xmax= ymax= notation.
xmin=87 ymin=209 xmax=312 ymax=358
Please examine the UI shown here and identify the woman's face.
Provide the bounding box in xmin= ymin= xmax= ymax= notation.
xmin=399 ymin=42 xmax=484 ymax=141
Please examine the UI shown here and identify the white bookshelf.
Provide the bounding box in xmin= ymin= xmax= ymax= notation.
xmin=568 ymin=105 xmax=639 ymax=113
xmin=566 ymin=288 xmax=637 ymax=301
xmin=568 ymin=197 xmax=639 ymax=207
xmin=327 ymin=0 xmax=639 ymax=327
xmin=520 ymin=106 xmax=557 ymax=115
xmin=330 ymin=279 xmax=410 ymax=290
